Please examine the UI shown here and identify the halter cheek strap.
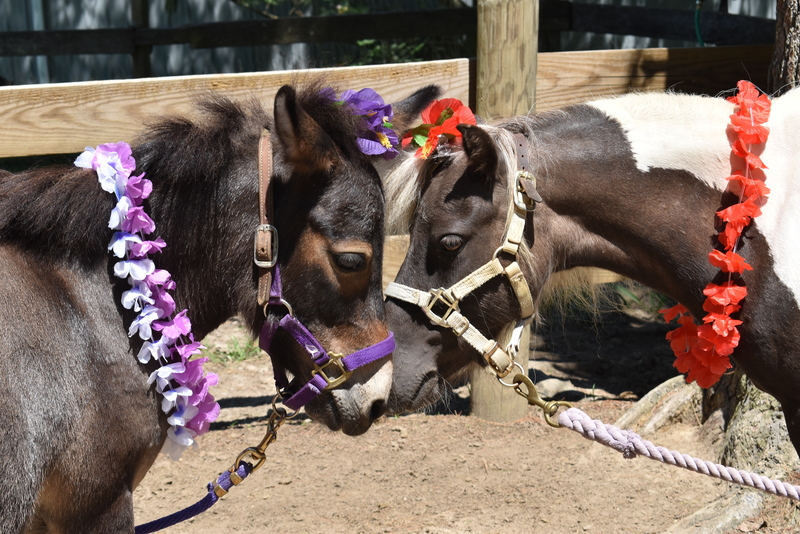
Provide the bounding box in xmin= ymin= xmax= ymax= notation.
xmin=384 ymin=132 xmax=539 ymax=378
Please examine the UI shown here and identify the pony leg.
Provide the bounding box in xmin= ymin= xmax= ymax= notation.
xmin=34 ymin=489 xmax=136 ymax=534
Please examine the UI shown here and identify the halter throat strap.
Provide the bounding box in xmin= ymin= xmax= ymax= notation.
xmin=385 ymin=132 xmax=539 ymax=378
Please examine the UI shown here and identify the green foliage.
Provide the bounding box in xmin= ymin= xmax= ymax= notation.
xmin=207 ymin=336 xmax=261 ymax=364
xmin=611 ymin=282 xmax=673 ymax=319
xmin=228 ymin=0 xmax=472 ymax=65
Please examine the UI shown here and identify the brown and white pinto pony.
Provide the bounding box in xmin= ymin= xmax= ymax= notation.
xmin=383 ymin=87 xmax=800 ymax=454
xmin=0 ymin=83 xmax=436 ymax=533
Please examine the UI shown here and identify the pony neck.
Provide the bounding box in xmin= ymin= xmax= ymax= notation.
xmin=516 ymin=107 xmax=723 ymax=317
xmin=137 ymin=148 xmax=261 ymax=340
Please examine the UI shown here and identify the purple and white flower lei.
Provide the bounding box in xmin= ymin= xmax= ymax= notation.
xmin=76 ymin=142 xmax=220 ymax=460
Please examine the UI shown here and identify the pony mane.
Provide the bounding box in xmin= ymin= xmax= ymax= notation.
xmin=0 ymin=81 xmax=367 ymax=267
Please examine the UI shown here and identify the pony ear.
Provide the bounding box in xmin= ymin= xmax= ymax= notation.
xmin=273 ymin=85 xmax=337 ymax=176
xmin=389 ymin=85 xmax=441 ymax=134
xmin=457 ymin=124 xmax=499 ymax=181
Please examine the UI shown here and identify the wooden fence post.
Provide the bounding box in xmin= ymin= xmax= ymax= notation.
xmin=471 ymin=0 xmax=538 ymax=422
xmin=131 ymin=0 xmax=152 ymax=78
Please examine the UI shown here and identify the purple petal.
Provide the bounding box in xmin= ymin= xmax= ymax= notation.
xmin=125 ymin=173 xmax=152 ymax=203
xmin=130 ymin=237 xmax=166 ymax=258
xmin=153 ymin=309 xmax=192 ymax=339
xmin=121 ymin=207 xmax=156 ymax=235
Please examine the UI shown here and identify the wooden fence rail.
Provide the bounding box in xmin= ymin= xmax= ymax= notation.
xmin=0 ymin=45 xmax=772 ymax=159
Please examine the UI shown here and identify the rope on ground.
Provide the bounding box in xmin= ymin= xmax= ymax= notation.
xmin=557 ymin=406 xmax=800 ymax=501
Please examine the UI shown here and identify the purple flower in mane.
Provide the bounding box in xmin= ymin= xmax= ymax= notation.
xmin=336 ymin=88 xmax=399 ymax=160
xmin=339 ymin=88 xmax=386 ymax=115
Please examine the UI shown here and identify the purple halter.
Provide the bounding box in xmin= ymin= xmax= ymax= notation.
xmin=259 ymin=265 xmax=395 ymax=411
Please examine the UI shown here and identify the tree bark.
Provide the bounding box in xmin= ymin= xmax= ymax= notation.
xmin=768 ymin=0 xmax=800 ymax=95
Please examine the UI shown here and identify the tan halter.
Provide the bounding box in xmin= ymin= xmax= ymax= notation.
xmin=385 ymin=133 xmax=540 ymax=378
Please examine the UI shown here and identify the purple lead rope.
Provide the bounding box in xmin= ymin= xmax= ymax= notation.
xmin=134 ymin=462 xmax=252 ymax=534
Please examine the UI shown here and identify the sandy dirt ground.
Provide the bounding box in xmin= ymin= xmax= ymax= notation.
xmin=133 ymin=312 xmax=800 ymax=534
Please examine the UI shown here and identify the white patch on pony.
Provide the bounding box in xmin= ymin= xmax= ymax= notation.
xmin=589 ymin=92 xmax=734 ymax=191
xmin=754 ymin=89 xmax=800 ymax=308
xmin=589 ymin=89 xmax=800 ymax=309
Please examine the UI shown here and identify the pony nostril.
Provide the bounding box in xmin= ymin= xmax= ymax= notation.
xmin=369 ymin=399 xmax=387 ymax=421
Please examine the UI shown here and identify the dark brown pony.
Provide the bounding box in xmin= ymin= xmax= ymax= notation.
xmin=383 ymin=89 xmax=800 ymax=454
xmin=0 ymin=83 xmax=435 ymax=533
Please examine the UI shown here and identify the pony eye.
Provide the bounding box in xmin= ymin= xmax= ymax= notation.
xmin=440 ymin=235 xmax=464 ymax=254
xmin=334 ymin=253 xmax=367 ymax=272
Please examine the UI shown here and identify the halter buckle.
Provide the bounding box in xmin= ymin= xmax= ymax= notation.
xmin=514 ymin=172 xmax=540 ymax=212
xmin=254 ymin=224 xmax=279 ymax=269
xmin=312 ymin=353 xmax=353 ymax=389
xmin=423 ymin=288 xmax=460 ymax=327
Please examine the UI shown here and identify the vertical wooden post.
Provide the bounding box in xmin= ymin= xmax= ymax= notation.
xmin=132 ymin=0 xmax=152 ymax=79
xmin=470 ymin=0 xmax=538 ymax=422
xmin=476 ymin=0 xmax=538 ymax=117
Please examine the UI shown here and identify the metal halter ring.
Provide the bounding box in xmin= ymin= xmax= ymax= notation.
xmin=497 ymin=361 xmax=526 ymax=387
xmin=263 ymin=297 xmax=294 ymax=319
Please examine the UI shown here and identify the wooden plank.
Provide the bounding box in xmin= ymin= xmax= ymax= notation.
xmin=382 ymin=235 xmax=409 ymax=292
xmin=534 ymin=44 xmax=773 ymax=111
xmin=0 ymin=59 xmax=470 ymax=158
xmin=0 ymin=46 xmax=774 ymax=159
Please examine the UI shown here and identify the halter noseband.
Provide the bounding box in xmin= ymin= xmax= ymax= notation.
xmin=384 ymin=133 xmax=540 ymax=379
xmin=254 ymin=130 xmax=394 ymax=410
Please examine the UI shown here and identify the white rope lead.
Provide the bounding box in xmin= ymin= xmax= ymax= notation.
xmin=557 ymin=407 xmax=800 ymax=501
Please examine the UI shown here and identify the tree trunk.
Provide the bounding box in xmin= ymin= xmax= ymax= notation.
xmin=769 ymin=0 xmax=800 ymax=95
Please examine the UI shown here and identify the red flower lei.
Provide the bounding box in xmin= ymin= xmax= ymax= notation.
xmin=659 ymin=80 xmax=771 ymax=388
